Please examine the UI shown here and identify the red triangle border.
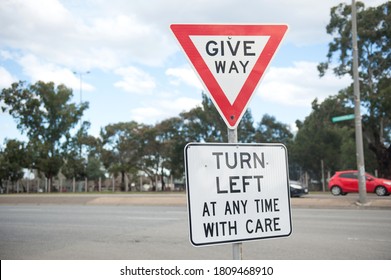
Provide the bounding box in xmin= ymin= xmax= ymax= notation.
xmin=171 ymin=24 xmax=288 ymax=129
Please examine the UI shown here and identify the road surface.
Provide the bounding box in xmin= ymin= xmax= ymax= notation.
xmin=1 ymin=193 xmax=390 ymax=259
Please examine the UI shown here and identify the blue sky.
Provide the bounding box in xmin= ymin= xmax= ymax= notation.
xmin=0 ymin=0 xmax=384 ymax=145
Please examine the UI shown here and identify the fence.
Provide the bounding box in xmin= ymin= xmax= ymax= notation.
xmin=0 ymin=176 xmax=183 ymax=194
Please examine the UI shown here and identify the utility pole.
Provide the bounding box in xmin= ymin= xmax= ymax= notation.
xmin=351 ymin=0 xmax=367 ymax=204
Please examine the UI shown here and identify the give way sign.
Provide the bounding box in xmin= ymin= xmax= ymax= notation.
xmin=170 ymin=24 xmax=288 ymax=129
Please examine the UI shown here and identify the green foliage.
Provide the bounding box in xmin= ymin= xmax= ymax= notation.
xmin=0 ymin=140 xmax=26 ymax=185
xmin=180 ymin=93 xmax=227 ymax=142
xmin=254 ymin=114 xmax=293 ymax=144
xmin=291 ymin=95 xmax=378 ymax=179
xmin=1 ymin=81 xmax=87 ymax=182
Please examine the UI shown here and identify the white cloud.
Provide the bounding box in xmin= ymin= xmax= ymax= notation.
xmin=257 ymin=61 xmax=352 ymax=106
xmin=1 ymin=0 xmax=387 ymax=75
xmin=166 ymin=66 xmax=203 ymax=89
xmin=0 ymin=67 xmax=16 ymax=89
xmin=114 ymin=66 xmax=156 ymax=93
xmin=16 ymin=54 xmax=94 ymax=91
xmin=160 ymin=97 xmax=201 ymax=112
xmin=130 ymin=107 xmax=163 ymax=124
xmin=0 ymin=0 xmax=175 ymax=72
xmin=130 ymin=96 xmax=201 ymax=124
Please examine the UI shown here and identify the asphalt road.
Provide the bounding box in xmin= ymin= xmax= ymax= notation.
xmin=1 ymin=194 xmax=391 ymax=259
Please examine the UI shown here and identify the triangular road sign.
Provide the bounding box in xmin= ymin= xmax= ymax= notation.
xmin=170 ymin=24 xmax=288 ymax=129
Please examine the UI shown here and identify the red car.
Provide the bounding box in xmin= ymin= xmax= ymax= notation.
xmin=328 ymin=170 xmax=391 ymax=196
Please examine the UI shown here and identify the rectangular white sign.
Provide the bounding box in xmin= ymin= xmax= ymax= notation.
xmin=184 ymin=143 xmax=292 ymax=246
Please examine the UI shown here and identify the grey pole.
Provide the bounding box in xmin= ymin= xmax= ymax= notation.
xmin=228 ymin=127 xmax=242 ymax=260
xmin=352 ymin=0 xmax=367 ymax=204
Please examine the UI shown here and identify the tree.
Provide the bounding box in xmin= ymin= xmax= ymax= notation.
xmin=0 ymin=139 xmax=26 ymax=191
xmin=100 ymin=121 xmax=145 ymax=191
xmin=291 ymin=97 xmax=348 ymax=180
xmin=154 ymin=117 xmax=187 ymax=182
xmin=180 ymin=93 xmax=255 ymax=143
xmin=291 ymin=95 xmax=377 ymax=180
xmin=180 ymin=93 xmax=227 ymax=142
xmin=0 ymin=81 xmax=87 ymax=187
xmin=254 ymin=114 xmax=293 ymax=144
xmin=318 ymin=1 xmax=391 ymax=177
xmin=62 ymin=124 xmax=102 ymax=181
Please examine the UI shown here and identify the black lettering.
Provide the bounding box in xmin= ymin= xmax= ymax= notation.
xmin=225 ymin=201 xmax=232 ymax=215
xmin=202 ymin=202 xmax=210 ymax=217
xmin=212 ymin=152 xmax=223 ymax=169
xmin=254 ymin=152 xmax=265 ymax=168
xmin=203 ymin=221 xmax=237 ymax=237
xmin=265 ymin=218 xmax=273 ymax=232
xmin=240 ymin=152 xmax=251 ymax=168
xmin=229 ymin=220 xmax=237 ymax=235
xmin=239 ymin=60 xmax=249 ymax=73
xmin=215 ymin=61 xmax=226 ymax=73
xmin=220 ymin=221 xmax=227 ymax=236
xmin=256 ymin=219 xmax=264 ymax=232
xmin=274 ymin=198 xmax=280 ymax=212
xmin=229 ymin=61 xmax=239 ymax=73
xmin=202 ymin=201 xmax=217 ymax=216
xmin=229 ymin=176 xmax=240 ymax=193
xmin=265 ymin=199 xmax=273 ymax=212
xmin=254 ymin=175 xmax=263 ymax=192
xmin=227 ymin=40 xmax=240 ymax=56
xmin=242 ymin=175 xmax=252 ymax=192
xmin=246 ymin=219 xmax=254 ymax=233
xmin=226 ymin=152 xmax=237 ymax=169
xmin=243 ymin=41 xmax=256 ymax=56
xmin=216 ymin=176 xmax=227 ymax=194
xmin=203 ymin=222 xmax=218 ymax=237
xmin=273 ymin=217 xmax=281 ymax=231
xmin=241 ymin=200 xmax=247 ymax=214
xmin=254 ymin=198 xmax=279 ymax=212
xmin=206 ymin=40 xmax=218 ymax=56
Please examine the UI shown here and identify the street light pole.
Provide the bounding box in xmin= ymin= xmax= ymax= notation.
xmin=73 ymin=71 xmax=90 ymax=105
xmin=73 ymin=71 xmax=90 ymax=157
xmin=351 ymin=0 xmax=367 ymax=205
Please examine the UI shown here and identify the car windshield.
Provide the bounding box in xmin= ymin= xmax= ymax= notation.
xmin=365 ymin=172 xmax=376 ymax=179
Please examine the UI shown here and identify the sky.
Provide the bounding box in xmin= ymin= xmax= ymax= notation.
xmin=0 ymin=0 xmax=385 ymax=145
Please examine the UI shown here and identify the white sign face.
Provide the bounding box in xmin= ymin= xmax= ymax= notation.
xmin=190 ymin=35 xmax=270 ymax=104
xmin=184 ymin=143 xmax=292 ymax=246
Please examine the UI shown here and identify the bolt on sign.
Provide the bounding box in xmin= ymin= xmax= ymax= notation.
xmin=184 ymin=143 xmax=292 ymax=246
xmin=170 ymin=24 xmax=288 ymax=129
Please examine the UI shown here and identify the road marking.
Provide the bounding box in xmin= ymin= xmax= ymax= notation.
xmin=126 ymin=217 xmax=181 ymax=221
xmin=348 ymin=237 xmax=391 ymax=243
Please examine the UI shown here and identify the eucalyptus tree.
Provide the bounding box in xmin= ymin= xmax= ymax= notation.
xmin=100 ymin=121 xmax=146 ymax=190
xmin=0 ymin=139 xmax=26 ymax=190
xmin=1 ymin=81 xmax=87 ymax=188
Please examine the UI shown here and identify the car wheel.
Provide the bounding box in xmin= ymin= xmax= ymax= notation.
xmin=331 ymin=186 xmax=342 ymax=196
xmin=375 ymin=186 xmax=387 ymax=196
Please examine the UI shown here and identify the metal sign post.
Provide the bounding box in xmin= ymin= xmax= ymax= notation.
xmin=228 ymin=127 xmax=242 ymax=260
